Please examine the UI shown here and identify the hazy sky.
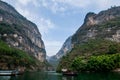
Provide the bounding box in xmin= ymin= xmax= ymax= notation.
xmin=2 ymin=0 xmax=120 ymax=56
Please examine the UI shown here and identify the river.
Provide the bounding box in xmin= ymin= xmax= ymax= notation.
xmin=0 ymin=71 xmax=120 ymax=80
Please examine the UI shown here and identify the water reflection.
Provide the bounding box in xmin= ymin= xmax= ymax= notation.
xmin=77 ymin=72 xmax=120 ymax=80
xmin=0 ymin=76 xmax=11 ymax=80
xmin=0 ymin=71 xmax=120 ymax=80
xmin=62 ymin=76 xmax=75 ymax=80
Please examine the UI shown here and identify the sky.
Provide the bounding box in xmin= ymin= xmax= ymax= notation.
xmin=2 ymin=0 xmax=120 ymax=56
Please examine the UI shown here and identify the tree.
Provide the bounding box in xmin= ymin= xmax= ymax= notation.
xmin=108 ymin=44 xmax=118 ymax=54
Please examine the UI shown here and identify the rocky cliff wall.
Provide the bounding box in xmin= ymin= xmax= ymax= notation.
xmin=0 ymin=1 xmax=46 ymax=62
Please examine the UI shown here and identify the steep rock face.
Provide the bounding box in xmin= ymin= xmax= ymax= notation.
xmin=50 ymin=6 xmax=120 ymax=65
xmin=73 ymin=6 xmax=120 ymax=45
xmin=53 ymin=36 xmax=72 ymax=60
xmin=83 ymin=6 xmax=120 ymax=26
xmin=0 ymin=1 xmax=46 ymax=62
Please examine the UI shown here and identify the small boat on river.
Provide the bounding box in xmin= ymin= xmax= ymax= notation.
xmin=62 ymin=72 xmax=78 ymax=76
xmin=0 ymin=70 xmax=23 ymax=76
xmin=61 ymin=69 xmax=78 ymax=76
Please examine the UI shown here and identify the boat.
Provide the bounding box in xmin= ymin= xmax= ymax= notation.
xmin=62 ymin=72 xmax=78 ymax=76
xmin=0 ymin=70 xmax=23 ymax=76
xmin=61 ymin=69 xmax=78 ymax=76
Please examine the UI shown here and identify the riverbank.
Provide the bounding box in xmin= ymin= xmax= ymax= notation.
xmin=113 ymin=68 xmax=120 ymax=72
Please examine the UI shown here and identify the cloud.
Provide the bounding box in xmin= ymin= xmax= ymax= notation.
xmin=2 ymin=0 xmax=120 ymax=14
xmin=55 ymin=0 xmax=90 ymax=8
xmin=15 ymin=4 xmax=30 ymax=18
xmin=39 ymin=0 xmax=67 ymax=13
xmin=88 ymin=0 xmax=120 ymax=11
xmin=17 ymin=0 xmax=39 ymax=7
xmin=6 ymin=0 xmax=119 ymax=14
xmin=17 ymin=0 xmax=31 ymax=5
xmin=39 ymin=0 xmax=120 ymax=13
xmin=50 ymin=2 xmax=67 ymax=13
xmin=37 ymin=18 xmax=56 ymax=35
xmin=39 ymin=0 xmax=90 ymax=13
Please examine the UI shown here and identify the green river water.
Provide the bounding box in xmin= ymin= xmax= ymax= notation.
xmin=0 ymin=71 xmax=120 ymax=80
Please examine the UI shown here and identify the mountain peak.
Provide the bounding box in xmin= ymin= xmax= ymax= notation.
xmin=83 ymin=6 xmax=120 ymax=27
xmin=84 ymin=12 xmax=96 ymax=26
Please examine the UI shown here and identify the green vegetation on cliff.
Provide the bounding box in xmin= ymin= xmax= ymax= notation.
xmin=0 ymin=22 xmax=14 ymax=34
xmin=57 ymin=39 xmax=120 ymax=72
xmin=0 ymin=40 xmax=44 ymax=70
xmin=71 ymin=53 xmax=120 ymax=72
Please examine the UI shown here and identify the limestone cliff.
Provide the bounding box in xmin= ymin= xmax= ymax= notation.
xmin=52 ymin=36 xmax=72 ymax=60
xmin=51 ymin=6 xmax=120 ymax=66
xmin=0 ymin=1 xmax=46 ymax=62
xmin=56 ymin=6 xmax=120 ymax=71
xmin=72 ymin=6 xmax=120 ymax=44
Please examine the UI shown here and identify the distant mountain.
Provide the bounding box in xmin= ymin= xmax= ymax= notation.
xmin=54 ymin=6 xmax=120 ymax=70
xmin=0 ymin=1 xmax=46 ymax=70
xmin=51 ymin=36 xmax=72 ymax=59
xmin=48 ymin=36 xmax=72 ymax=68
